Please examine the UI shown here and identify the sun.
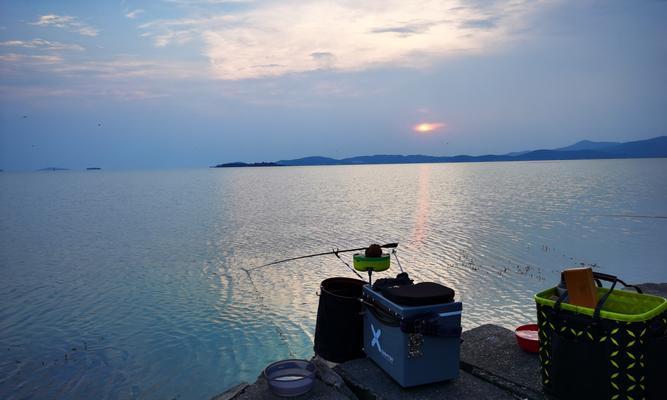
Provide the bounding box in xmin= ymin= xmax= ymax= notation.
xmin=413 ymin=122 xmax=445 ymax=133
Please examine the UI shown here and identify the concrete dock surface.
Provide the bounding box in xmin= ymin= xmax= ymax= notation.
xmin=213 ymin=282 xmax=666 ymax=400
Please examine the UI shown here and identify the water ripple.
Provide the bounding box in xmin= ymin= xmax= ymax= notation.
xmin=1 ymin=160 xmax=666 ymax=399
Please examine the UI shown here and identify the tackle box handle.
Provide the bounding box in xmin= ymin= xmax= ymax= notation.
xmin=361 ymin=299 xmax=401 ymax=327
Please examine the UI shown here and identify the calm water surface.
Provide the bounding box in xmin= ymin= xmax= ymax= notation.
xmin=1 ymin=159 xmax=666 ymax=399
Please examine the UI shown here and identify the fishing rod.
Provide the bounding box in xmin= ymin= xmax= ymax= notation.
xmin=244 ymin=242 xmax=399 ymax=274
xmin=237 ymin=243 xmax=397 ymax=358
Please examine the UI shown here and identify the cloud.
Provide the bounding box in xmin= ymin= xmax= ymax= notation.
xmin=0 ymin=47 xmax=201 ymax=82
xmin=163 ymin=0 xmax=255 ymax=4
xmin=0 ymin=53 xmax=200 ymax=101
xmin=138 ymin=15 xmax=233 ymax=47
xmin=0 ymin=39 xmax=84 ymax=51
xmin=30 ymin=15 xmax=99 ymax=37
xmin=0 ymin=53 xmax=64 ymax=64
xmin=47 ymin=58 xmax=202 ymax=80
xmin=125 ymin=9 xmax=145 ymax=19
xmin=153 ymin=29 xmax=197 ymax=47
xmin=370 ymin=21 xmax=442 ymax=37
xmin=310 ymin=52 xmax=336 ymax=69
xmin=139 ymin=0 xmax=547 ymax=80
xmin=460 ymin=17 xmax=500 ymax=30
xmin=0 ymin=84 xmax=168 ymax=101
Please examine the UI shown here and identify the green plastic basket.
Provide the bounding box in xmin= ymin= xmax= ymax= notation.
xmin=535 ymin=286 xmax=667 ymax=322
xmin=535 ymin=283 xmax=667 ymax=399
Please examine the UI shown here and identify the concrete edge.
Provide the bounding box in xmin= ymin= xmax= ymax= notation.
xmin=459 ymin=360 xmax=545 ymax=400
xmin=311 ymin=356 xmax=360 ymax=400
xmin=210 ymin=382 xmax=250 ymax=400
xmin=332 ymin=363 xmax=378 ymax=400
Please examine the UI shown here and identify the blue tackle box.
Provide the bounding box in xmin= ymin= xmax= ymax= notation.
xmin=362 ymin=283 xmax=462 ymax=387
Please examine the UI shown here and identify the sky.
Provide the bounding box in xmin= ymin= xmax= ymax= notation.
xmin=0 ymin=0 xmax=666 ymax=170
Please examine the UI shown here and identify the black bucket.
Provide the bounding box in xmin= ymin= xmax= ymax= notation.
xmin=313 ymin=277 xmax=367 ymax=363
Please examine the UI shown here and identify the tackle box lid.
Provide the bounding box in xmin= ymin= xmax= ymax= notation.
xmin=380 ymin=282 xmax=455 ymax=306
xmin=363 ymin=284 xmax=461 ymax=318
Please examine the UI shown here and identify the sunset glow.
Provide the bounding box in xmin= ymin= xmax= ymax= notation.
xmin=414 ymin=122 xmax=445 ymax=133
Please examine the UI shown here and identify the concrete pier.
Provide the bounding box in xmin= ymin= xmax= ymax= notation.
xmin=213 ymin=283 xmax=666 ymax=400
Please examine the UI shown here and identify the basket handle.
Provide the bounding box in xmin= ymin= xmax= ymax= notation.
xmin=554 ymin=290 xmax=569 ymax=313
xmin=554 ymin=279 xmax=615 ymax=320
xmin=592 ymin=272 xmax=643 ymax=293
xmin=555 ymin=272 xmax=643 ymax=319
xmin=593 ymin=278 xmax=618 ymax=319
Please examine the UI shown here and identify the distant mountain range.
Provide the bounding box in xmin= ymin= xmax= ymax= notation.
xmin=278 ymin=136 xmax=667 ymax=166
xmin=212 ymin=162 xmax=281 ymax=168
xmin=213 ymin=136 xmax=667 ymax=168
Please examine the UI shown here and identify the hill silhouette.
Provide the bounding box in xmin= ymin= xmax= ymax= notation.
xmin=216 ymin=136 xmax=667 ymax=167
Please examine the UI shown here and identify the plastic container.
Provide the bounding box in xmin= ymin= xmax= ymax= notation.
xmin=514 ymin=324 xmax=539 ymax=353
xmin=263 ymin=359 xmax=315 ymax=397
xmin=353 ymin=253 xmax=390 ymax=272
xmin=535 ymin=283 xmax=667 ymax=399
xmin=313 ymin=277 xmax=366 ymax=363
xmin=362 ymin=284 xmax=462 ymax=387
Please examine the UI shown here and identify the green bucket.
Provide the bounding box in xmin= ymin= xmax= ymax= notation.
xmin=353 ymin=253 xmax=390 ymax=272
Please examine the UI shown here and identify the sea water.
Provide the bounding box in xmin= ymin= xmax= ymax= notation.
xmin=1 ymin=159 xmax=666 ymax=399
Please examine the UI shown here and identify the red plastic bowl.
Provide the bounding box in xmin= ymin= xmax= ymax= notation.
xmin=515 ymin=324 xmax=539 ymax=353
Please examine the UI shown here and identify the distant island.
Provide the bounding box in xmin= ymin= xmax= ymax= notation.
xmin=38 ymin=167 xmax=69 ymax=171
xmin=212 ymin=162 xmax=282 ymax=168
xmin=86 ymin=167 xmax=102 ymax=170
xmin=213 ymin=136 xmax=667 ymax=167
